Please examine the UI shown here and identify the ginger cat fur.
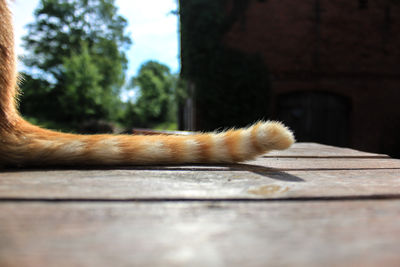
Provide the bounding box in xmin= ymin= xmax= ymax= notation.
xmin=0 ymin=0 xmax=294 ymax=167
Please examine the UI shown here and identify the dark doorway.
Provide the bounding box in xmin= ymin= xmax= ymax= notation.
xmin=277 ymin=92 xmax=351 ymax=147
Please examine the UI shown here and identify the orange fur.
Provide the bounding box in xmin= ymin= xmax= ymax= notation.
xmin=193 ymin=134 xmax=213 ymax=162
xmin=224 ymin=130 xmax=242 ymax=162
xmin=250 ymin=122 xmax=264 ymax=153
xmin=0 ymin=0 xmax=295 ymax=167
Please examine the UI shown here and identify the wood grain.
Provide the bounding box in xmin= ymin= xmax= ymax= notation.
xmin=248 ymin=157 xmax=400 ymax=170
xmin=265 ymin=142 xmax=389 ymax=158
xmin=1 ymin=201 xmax=399 ymax=267
xmin=0 ymin=168 xmax=399 ymax=199
xmin=1 ymin=142 xmax=399 ymax=267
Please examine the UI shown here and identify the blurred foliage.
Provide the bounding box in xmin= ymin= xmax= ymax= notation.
xmin=180 ymin=0 xmax=271 ymax=131
xmin=19 ymin=0 xmax=131 ymax=131
xmin=124 ymin=61 xmax=180 ymax=129
xmin=17 ymin=0 xmax=187 ymax=132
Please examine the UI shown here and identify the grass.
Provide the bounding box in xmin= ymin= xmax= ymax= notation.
xmin=152 ymin=121 xmax=178 ymax=131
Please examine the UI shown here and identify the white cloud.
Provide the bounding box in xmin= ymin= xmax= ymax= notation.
xmin=10 ymin=0 xmax=179 ymax=77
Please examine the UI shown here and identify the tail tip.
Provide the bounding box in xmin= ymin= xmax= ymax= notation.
xmin=258 ymin=121 xmax=295 ymax=150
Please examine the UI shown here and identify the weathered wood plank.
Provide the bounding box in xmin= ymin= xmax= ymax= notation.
xmin=1 ymin=201 xmax=399 ymax=267
xmin=0 ymin=141 xmax=398 ymax=199
xmin=1 ymin=167 xmax=399 ymax=199
xmin=247 ymin=157 xmax=400 ymax=170
xmin=266 ymin=142 xmax=389 ymax=158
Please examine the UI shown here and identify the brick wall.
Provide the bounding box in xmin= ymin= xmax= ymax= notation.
xmin=222 ymin=0 xmax=400 ymax=155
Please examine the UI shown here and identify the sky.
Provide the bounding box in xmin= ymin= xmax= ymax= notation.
xmin=9 ymin=0 xmax=180 ymax=79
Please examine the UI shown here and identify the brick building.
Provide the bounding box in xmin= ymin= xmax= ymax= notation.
xmin=180 ymin=0 xmax=400 ymax=156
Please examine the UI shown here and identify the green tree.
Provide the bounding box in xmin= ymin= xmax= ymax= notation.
xmin=20 ymin=0 xmax=131 ymax=128
xmin=61 ymin=43 xmax=104 ymax=121
xmin=125 ymin=61 xmax=178 ymax=128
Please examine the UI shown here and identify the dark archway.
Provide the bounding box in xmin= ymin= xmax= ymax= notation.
xmin=277 ymin=92 xmax=351 ymax=147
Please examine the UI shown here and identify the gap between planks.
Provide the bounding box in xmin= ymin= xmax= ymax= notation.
xmin=1 ymin=194 xmax=400 ymax=203
xmin=262 ymin=155 xmax=391 ymax=159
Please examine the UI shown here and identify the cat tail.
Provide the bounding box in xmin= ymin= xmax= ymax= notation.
xmin=2 ymin=119 xmax=294 ymax=166
xmin=0 ymin=0 xmax=20 ymax=130
xmin=0 ymin=0 xmax=294 ymax=167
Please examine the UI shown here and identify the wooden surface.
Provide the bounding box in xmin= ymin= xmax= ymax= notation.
xmin=1 ymin=142 xmax=400 ymax=266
